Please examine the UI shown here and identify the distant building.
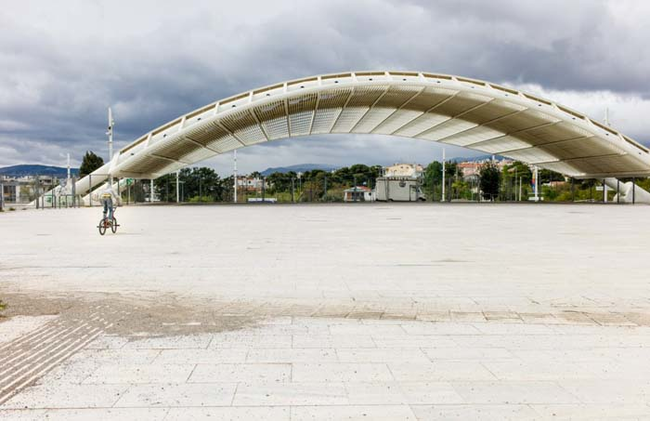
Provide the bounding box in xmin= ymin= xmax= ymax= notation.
xmin=458 ymin=159 xmax=514 ymax=180
xmin=384 ymin=163 xmax=423 ymax=178
xmin=458 ymin=162 xmax=481 ymax=179
xmin=237 ymin=177 xmax=268 ymax=192
xmin=0 ymin=175 xmax=57 ymax=204
xmin=343 ymin=186 xmax=375 ymax=202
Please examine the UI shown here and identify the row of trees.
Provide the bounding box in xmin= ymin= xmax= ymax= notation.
xmin=80 ymin=149 xmax=650 ymax=203
xmin=149 ymin=161 xmax=545 ymax=203
xmin=154 ymin=168 xmax=233 ymax=202
xmin=422 ymin=160 xmax=502 ymax=201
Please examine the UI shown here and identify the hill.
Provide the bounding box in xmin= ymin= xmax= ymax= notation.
xmin=0 ymin=164 xmax=79 ymax=177
xmin=260 ymin=163 xmax=339 ymax=176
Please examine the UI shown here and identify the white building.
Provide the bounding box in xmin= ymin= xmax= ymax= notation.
xmin=384 ymin=163 xmax=423 ymax=179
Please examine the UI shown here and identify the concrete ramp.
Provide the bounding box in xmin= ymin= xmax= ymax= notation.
xmin=603 ymin=178 xmax=650 ymax=203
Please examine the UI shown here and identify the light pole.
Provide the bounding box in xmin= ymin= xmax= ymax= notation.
xmin=533 ymin=166 xmax=539 ymax=202
xmin=106 ymin=107 xmax=115 ymax=185
xmin=297 ymin=172 xmax=302 ymax=196
xmin=233 ymin=150 xmax=238 ymax=203
xmin=441 ymin=148 xmax=446 ymax=202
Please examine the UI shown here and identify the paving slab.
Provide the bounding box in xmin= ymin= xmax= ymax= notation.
xmin=83 ymin=364 xmax=195 ymax=384
xmin=114 ymin=382 xmax=237 ymax=407
xmin=411 ymin=404 xmax=539 ymax=420
xmin=232 ymin=382 xmax=348 ymax=406
xmin=3 ymin=205 xmax=650 ymax=418
xmin=165 ymin=406 xmax=290 ymax=421
xmin=292 ymin=363 xmax=394 ymax=382
xmin=1 ymin=384 xmax=128 ymax=409
xmin=43 ymin=408 xmax=168 ymax=421
xmin=188 ymin=363 xmax=291 ymax=383
xmin=291 ymin=404 xmax=416 ymax=420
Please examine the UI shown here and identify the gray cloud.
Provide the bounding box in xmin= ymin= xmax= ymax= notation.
xmin=0 ymin=0 xmax=648 ymax=173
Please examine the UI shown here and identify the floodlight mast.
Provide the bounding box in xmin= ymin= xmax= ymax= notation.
xmin=107 ymin=107 xmax=114 ymax=184
xmin=233 ymin=150 xmax=238 ymax=203
xmin=441 ymin=148 xmax=446 ymax=202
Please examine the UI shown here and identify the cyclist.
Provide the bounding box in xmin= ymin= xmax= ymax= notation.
xmin=99 ymin=185 xmax=120 ymax=221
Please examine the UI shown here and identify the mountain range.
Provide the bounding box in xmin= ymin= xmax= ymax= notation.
xmin=1 ymin=156 xmax=503 ymax=179
xmin=260 ymin=163 xmax=339 ymax=176
xmin=0 ymin=164 xmax=79 ymax=177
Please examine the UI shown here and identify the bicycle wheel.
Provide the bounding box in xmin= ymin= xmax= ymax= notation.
xmin=98 ymin=218 xmax=107 ymax=236
xmin=111 ymin=217 xmax=118 ymax=233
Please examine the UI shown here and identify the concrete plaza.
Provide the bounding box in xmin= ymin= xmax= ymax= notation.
xmin=1 ymin=203 xmax=650 ymax=419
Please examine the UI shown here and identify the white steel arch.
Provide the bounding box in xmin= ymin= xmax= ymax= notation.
xmin=79 ymin=71 xmax=650 ymax=195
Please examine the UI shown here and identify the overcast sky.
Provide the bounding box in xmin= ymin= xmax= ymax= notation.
xmin=1 ymin=0 xmax=649 ymax=175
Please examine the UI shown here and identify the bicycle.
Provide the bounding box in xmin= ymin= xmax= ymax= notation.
xmin=97 ymin=206 xmax=119 ymax=235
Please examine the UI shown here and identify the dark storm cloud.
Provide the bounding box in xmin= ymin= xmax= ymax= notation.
xmin=0 ymin=0 xmax=648 ymax=170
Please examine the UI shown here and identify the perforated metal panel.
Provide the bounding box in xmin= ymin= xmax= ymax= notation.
xmin=182 ymin=147 xmax=218 ymax=164
xmin=402 ymin=87 xmax=457 ymax=112
xmin=311 ymin=88 xmax=352 ymax=134
xmin=121 ymin=155 xmax=172 ymax=175
xmin=460 ymin=100 xmax=525 ymax=125
xmin=432 ymin=92 xmax=492 ymax=117
xmin=351 ymin=86 xmax=421 ymax=133
xmin=470 ymin=135 xmax=531 ymax=153
xmin=486 ymin=109 xmax=559 ymax=134
xmin=442 ymin=127 xmax=505 ymax=147
xmin=372 ymin=109 xmax=424 ymax=135
xmin=288 ymin=94 xmax=317 ymax=136
xmin=352 ymin=108 xmax=397 ymax=133
xmin=419 ymin=119 xmax=478 ymax=141
xmin=564 ymin=154 xmax=648 ymax=175
xmin=539 ymin=161 xmax=580 ymax=175
xmin=332 ymin=86 xmax=388 ymax=133
xmin=220 ymin=110 xmax=267 ymax=145
xmin=154 ymin=138 xmax=202 ymax=161
xmin=185 ymin=122 xmax=228 ymax=146
xmin=394 ymin=113 xmax=451 ymax=137
xmin=538 ymin=136 xmax=624 ymax=160
xmin=514 ymin=121 xmax=593 ymax=147
xmin=253 ymin=100 xmax=289 ymax=140
xmin=502 ymin=147 xmax=559 ymax=164
xmin=207 ymin=135 xmax=242 ymax=153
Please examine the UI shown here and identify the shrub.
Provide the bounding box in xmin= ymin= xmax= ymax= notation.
xmin=321 ymin=193 xmax=343 ymax=202
xmin=188 ymin=195 xmax=214 ymax=203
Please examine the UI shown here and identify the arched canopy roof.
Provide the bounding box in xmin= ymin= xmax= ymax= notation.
xmin=109 ymin=71 xmax=650 ymax=179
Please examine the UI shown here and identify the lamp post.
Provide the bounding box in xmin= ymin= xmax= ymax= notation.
xmin=441 ymin=148 xmax=446 ymax=202
xmin=233 ymin=150 xmax=238 ymax=203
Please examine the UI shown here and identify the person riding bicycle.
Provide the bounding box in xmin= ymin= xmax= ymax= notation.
xmin=99 ymin=185 xmax=120 ymax=221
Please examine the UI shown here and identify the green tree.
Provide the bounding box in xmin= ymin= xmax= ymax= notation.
xmin=479 ymin=161 xmax=501 ymax=201
xmin=79 ymin=151 xmax=104 ymax=177
xmin=501 ymin=161 xmax=533 ymax=201
xmin=155 ymin=167 xmax=227 ymax=202
xmin=266 ymin=172 xmax=292 ymax=193
xmin=539 ymin=168 xmax=564 ymax=184
xmin=422 ymin=161 xmax=458 ymax=201
xmin=153 ymin=173 xmax=178 ymax=202
xmin=423 ymin=161 xmax=442 ymax=201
